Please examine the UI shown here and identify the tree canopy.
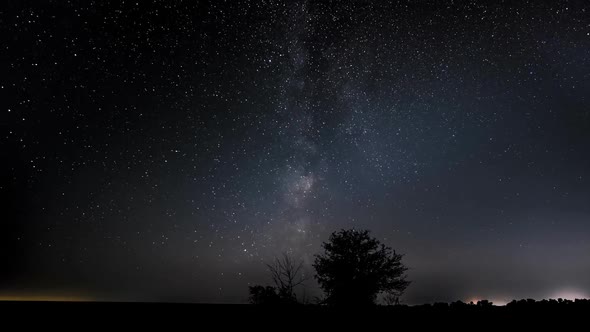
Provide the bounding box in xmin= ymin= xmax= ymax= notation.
xmin=313 ymin=229 xmax=410 ymax=306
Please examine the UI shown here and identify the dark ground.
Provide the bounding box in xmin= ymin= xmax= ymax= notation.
xmin=1 ymin=300 xmax=588 ymax=328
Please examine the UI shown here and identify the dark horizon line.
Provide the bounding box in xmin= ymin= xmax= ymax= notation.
xmin=1 ymin=298 xmax=589 ymax=306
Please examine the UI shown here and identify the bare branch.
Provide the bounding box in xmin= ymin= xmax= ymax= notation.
xmin=264 ymin=252 xmax=308 ymax=303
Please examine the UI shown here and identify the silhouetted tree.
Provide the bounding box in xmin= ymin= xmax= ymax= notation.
xmin=248 ymin=253 xmax=309 ymax=305
xmin=450 ymin=300 xmax=468 ymax=309
xmin=477 ymin=299 xmax=493 ymax=307
xmin=266 ymin=253 xmax=309 ymax=303
xmin=313 ymin=229 xmax=410 ymax=306
xmin=384 ymin=289 xmax=405 ymax=306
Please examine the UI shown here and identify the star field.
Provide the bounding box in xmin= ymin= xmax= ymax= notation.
xmin=2 ymin=1 xmax=590 ymax=303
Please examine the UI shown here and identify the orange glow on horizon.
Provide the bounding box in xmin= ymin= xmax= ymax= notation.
xmin=0 ymin=293 xmax=95 ymax=302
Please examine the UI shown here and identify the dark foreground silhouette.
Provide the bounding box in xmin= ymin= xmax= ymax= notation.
xmin=2 ymin=299 xmax=588 ymax=328
xmin=250 ymin=229 xmax=411 ymax=306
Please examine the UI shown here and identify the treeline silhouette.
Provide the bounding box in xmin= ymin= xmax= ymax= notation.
xmin=3 ymin=299 xmax=590 ymax=327
xmin=0 ymin=231 xmax=587 ymax=326
xmin=411 ymin=298 xmax=590 ymax=310
xmin=249 ymin=228 xmax=589 ymax=310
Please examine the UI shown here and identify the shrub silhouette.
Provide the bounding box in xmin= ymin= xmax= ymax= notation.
xmin=248 ymin=285 xmax=281 ymax=305
xmin=313 ymin=229 xmax=410 ymax=306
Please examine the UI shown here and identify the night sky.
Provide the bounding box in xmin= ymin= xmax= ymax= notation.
xmin=2 ymin=0 xmax=590 ymax=304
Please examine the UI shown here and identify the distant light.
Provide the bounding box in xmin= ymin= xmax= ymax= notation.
xmin=489 ymin=298 xmax=508 ymax=306
xmin=550 ymin=289 xmax=588 ymax=301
